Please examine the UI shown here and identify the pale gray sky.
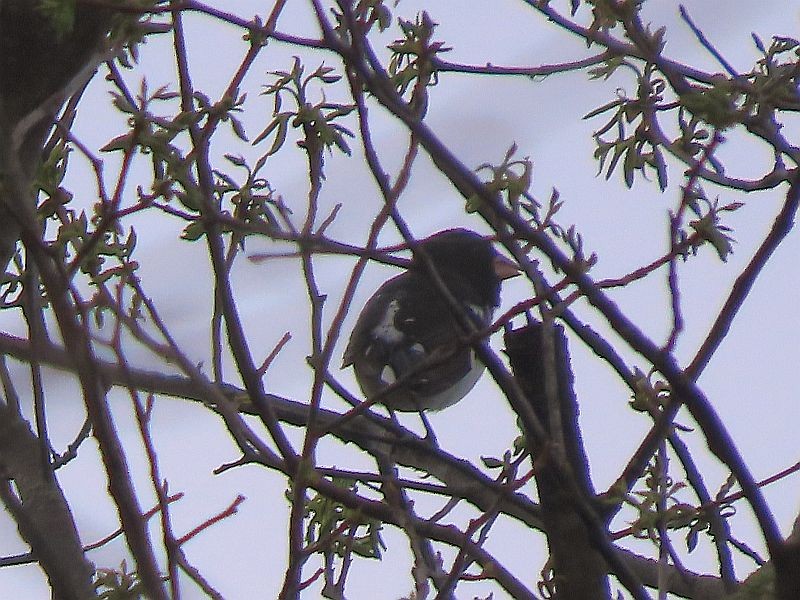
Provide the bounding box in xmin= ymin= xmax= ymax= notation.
xmin=1 ymin=2 xmax=798 ymax=598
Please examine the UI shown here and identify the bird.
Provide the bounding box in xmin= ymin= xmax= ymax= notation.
xmin=342 ymin=229 xmax=518 ymax=418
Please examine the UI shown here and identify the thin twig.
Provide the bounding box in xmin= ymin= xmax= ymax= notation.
xmin=678 ymin=5 xmax=739 ymax=77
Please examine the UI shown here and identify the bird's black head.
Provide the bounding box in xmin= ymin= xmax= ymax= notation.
xmin=414 ymin=228 xmax=514 ymax=307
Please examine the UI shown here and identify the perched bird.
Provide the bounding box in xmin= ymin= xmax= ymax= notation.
xmin=342 ymin=229 xmax=518 ymax=415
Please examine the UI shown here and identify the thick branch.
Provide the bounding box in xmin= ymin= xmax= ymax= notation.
xmin=0 ymin=406 xmax=95 ymax=599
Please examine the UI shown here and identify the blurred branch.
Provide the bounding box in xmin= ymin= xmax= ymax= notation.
xmin=169 ymin=0 xmax=299 ymax=471
xmin=0 ymin=407 xmax=95 ymax=597
xmin=433 ymin=52 xmax=611 ymax=77
xmin=0 ymin=120 xmax=168 ymax=600
xmin=688 ymin=174 xmax=800 ymax=377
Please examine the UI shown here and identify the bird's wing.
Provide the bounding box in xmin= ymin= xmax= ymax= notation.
xmin=344 ymin=273 xmax=482 ymax=396
xmin=341 ymin=274 xmax=405 ymax=369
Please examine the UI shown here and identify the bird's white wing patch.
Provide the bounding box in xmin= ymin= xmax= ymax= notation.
xmin=379 ymin=365 xmax=397 ymax=385
xmin=372 ymin=299 xmax=404 ymax=343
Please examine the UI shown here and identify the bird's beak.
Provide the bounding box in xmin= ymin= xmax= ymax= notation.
xmin=493 ymin=254 xmax=520 ymax=280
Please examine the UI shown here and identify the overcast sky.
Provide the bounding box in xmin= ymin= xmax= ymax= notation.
xmin=1 ymin=2 xmax=799 ymax=598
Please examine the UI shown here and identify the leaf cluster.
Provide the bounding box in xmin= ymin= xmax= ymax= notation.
xmin=387 ymin=11 xmax=451 ymax=96
xmin=94 ymin=560 xmax=144 ymax=600
xmin=297 ymin=479 xmax=386 ymax=562
xmin=586 ymin=62 xmax=669 ymax=190
xmin=254 ymin=58 xmax=356 ymax=159
xmin=333 ymin=0 xmax=394 ymax=37
xmin=682 ymin=190 xmax=741 ymax=262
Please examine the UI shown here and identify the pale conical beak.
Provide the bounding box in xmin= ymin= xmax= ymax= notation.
xmin=493 ymin=254 xmax=520 ymax=280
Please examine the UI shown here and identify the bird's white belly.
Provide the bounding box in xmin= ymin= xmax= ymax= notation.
xmin=425 ymin=352 xmax=485 ymax=411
